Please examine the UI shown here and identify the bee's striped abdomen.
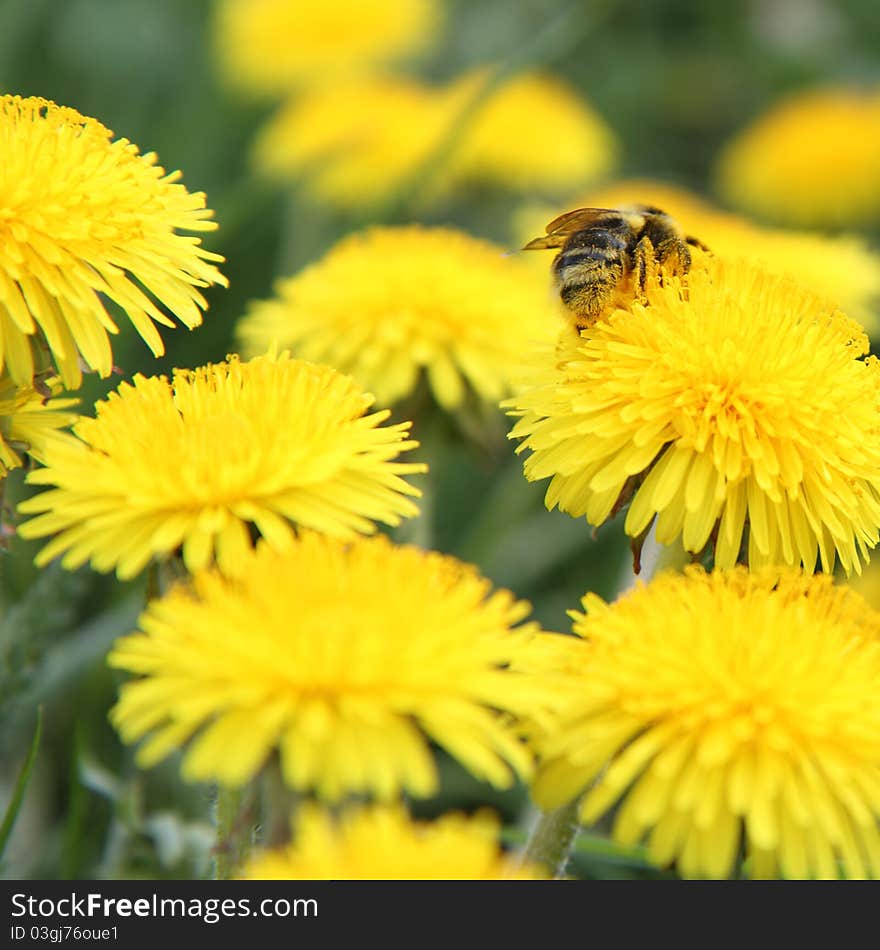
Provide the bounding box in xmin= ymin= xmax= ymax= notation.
xmin=524 ymin=204 xmax=704 ymax=332
xmin=558 ymin=225 xmax=628 ymax=255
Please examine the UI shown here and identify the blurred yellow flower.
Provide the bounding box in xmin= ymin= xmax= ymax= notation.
xmin=214 ymin=0 xmax=441 ymax=96
xmin=0 ymin=375 xmax=78 ymax=476
xmin=448 ymin=72 xmax=616 ymax=193
xmin=253 ymin=70 xmax=616 ymax=208
xmin=252 ymin=76 xmax=460 ymax=209
xmin=108 ymin=533 xmax=551 ymax=798
xmin=715 ymin=86 xmax=880 ymax=228
xmin=18 ymin=352 xmax=424 ymax=578
xmin=0 ymin=95 xmax=227 ymax=390
xmin=515 ymin=179 xmax=880 ymax=331
xmin=241 ymin=805 xmax=546 ymax=879
xmin=529 ymin=567 xmax=880 ymax=879
xmin=507 ymin=256 xmax=880 ymax=574
xmin=237 ymin=227 xmax=559 ymax=410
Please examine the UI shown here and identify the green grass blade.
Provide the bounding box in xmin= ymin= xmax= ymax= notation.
xmin=0 ymin=706 xmax=43 ymax=861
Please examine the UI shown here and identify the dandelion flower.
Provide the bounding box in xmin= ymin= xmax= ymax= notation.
xmin=507 ymin=256 xmax=880 ymax=574
xmin=252 ymin=76 xmax=462 ymax=209
xmin=108 ymin=533 xmax=550 ymax=798
xmin=215 ymin=0 xmax=441 ymax=97
xmin=237 ymin=227 xmax=558 ymax=410
xmin=241 ymin=805 xmax=546 ymax=879
xmin=0 ymin=375 xmax=78 ymax=476
xmin=0 ymin=95 xmax=227 ymax=389
xmin=530 ymin=567 xmax=880 ymax=879
xmin=515 ymin=179 xmax=880 ymax=331
xmin=17 ymin=352 xmax=424 ymax=579
xmin=716 ymin=86 xmax=880 ymax=228
xmin=447 ymin=71 xmax=616 ymax=193
xmin=253 ymin=71 xmax=616 ymax=209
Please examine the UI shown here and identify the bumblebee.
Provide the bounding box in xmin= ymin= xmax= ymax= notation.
xmin=523 ymin=205 xmax=708 ymax=329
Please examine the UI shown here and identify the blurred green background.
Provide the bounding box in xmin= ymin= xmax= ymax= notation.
xmin=1 ymin=0 xmax=878 ymax=879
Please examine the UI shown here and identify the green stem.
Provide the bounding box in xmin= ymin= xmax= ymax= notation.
xmin=523 ymin=526 xmax=662 ymax=877
xmin=146 ymin=555 xmax=188 ymax=604
xmin=213 ymin=786 xmax=253 ymax=880
xmin=259 ymin=756 xmax=299 ymax=849
xmin=393 ymin=399 xmax=445 ymax=550
xmin=400 ymin=470 xmax=434 ymax=550
xmin=522 ymin=798 xmax=583 ymax=878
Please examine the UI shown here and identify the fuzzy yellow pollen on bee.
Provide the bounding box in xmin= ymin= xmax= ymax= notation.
xmin=523 ymin=204 xmax=710 ymax=329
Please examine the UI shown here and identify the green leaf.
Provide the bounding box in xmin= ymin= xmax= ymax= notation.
xmin=0 ymin=706 xmax=42 ymax=862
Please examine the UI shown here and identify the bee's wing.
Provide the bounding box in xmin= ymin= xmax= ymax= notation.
xmin=522 ymin=233 xmax=567 ymax=250
xmin=543 ymin=207 xmax=618 ymax=235
xmin=522 ymin=207 xmax=618 ymax=251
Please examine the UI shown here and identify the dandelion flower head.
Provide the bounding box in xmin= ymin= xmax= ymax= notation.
xmin=215 ymin=0 xmax=441 ymax=96
xmin=237 ymin=227 xmax=559 ymax=410
xmin=18 ymin=351 xmax=424 ymax=578
xmin=715 ymin=86 xmax=880 ymax=228
xmin=447 ymin=71 xmax=617 ymax=193
xmin=252 ymin=76 xmax=462 ymax=209
xmin=529 ymin=566 xmax=880 ymax=879
xmin=0 ymin=95 xmax=227 ymax=389
xmin=108 ymin=533 xmax=552 ymax=799
xmin=240 ymin=805 xmax=547 ymax=879
xmin=507 ymin=256 xmax=880 ymax=574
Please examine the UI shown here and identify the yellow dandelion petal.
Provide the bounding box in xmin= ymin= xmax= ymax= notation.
xmin=215 ymin=0 xmax=441 ymax=97
xmin=715 ymin=86 xmax=880 ymax=228
xmin=237 ymin=227 xmax=558 ymax=410
xmin=507 ymin=255 xmax=880 ymax=574
xmin=515 ymin=179 xmax=880 ymax=333
xmin=240 ymin=805 xmax=546 ymax=880
xmin=0 ymin=374 xmax=78 ymax=477
xmin=18 ymin=351 xmax=425 ymax=578
xmin=0 ymin=96 xmax=227 ymax=389
xmin=107 ymin=533 xmax=554 ymax=799
xmin=526 ymin=567 xmax=880 ymax=879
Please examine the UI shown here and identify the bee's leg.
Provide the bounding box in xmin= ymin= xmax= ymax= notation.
xmin=685 ymin=235 xmax=712 ymax=253
xmin=650 ymin=237 xmax=695 ymax=301
xmin=632 ymin=236 xmax=656 ymax=302
xmin=653 ymin=237 xmax=692 ymax=286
